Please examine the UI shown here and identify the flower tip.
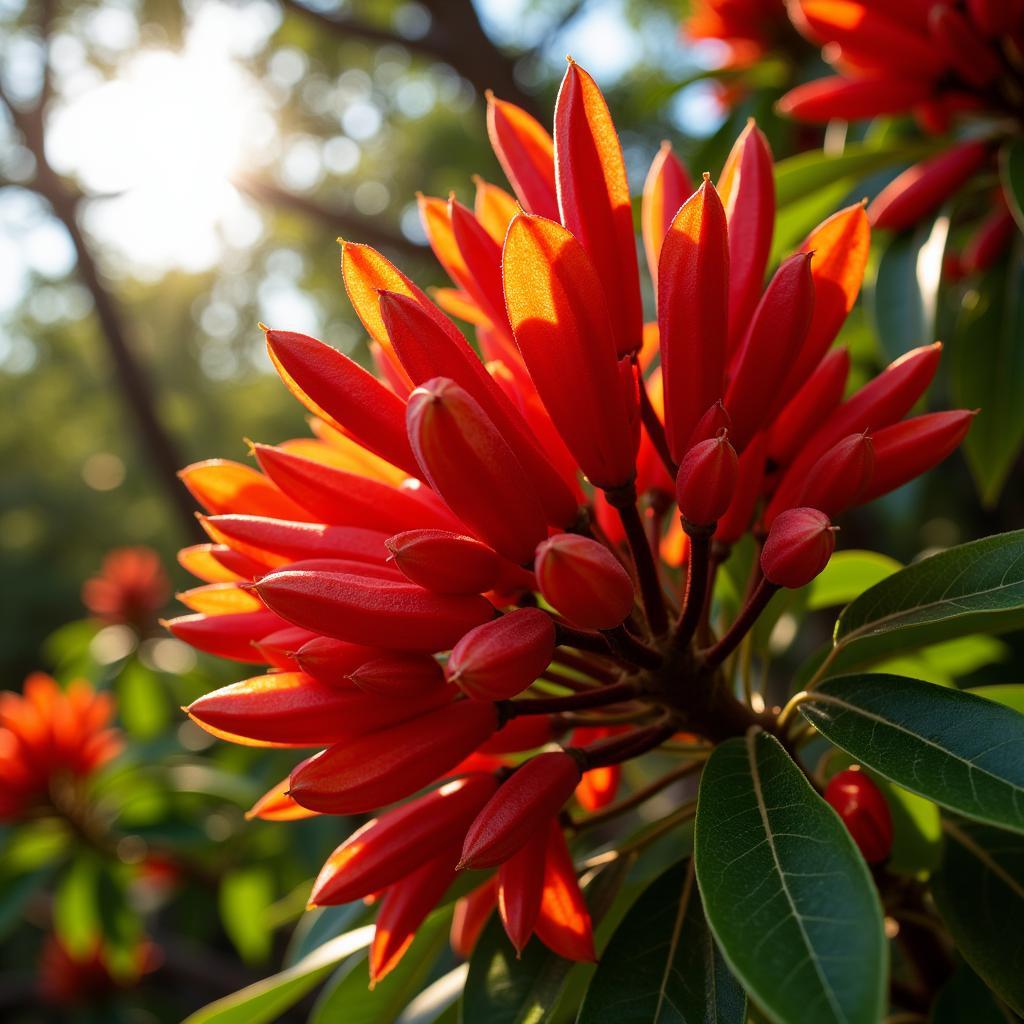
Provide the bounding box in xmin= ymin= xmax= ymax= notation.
xmin=701 ymin=170 xmax=711 ymax=183
xmin=484 ymin=88 xmax=495 ymax=103
xmin=256 ymin=321 xmax=270 ymax=333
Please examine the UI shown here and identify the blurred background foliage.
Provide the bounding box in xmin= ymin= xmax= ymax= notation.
xmin=1 ymin=0 xmax=1022 ymax=1020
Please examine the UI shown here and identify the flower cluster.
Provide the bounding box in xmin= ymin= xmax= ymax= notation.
xmin=685 ymin=0 xmax=792 ymax=69
xmin=0 ymin=673 xmax=122 ymax=823
xmin=82 ymin=546 xmax=170 ymax=632
xmin=167 ymin=61 xmax=970 ymax=983
xmin=779 ymin=0 xmax=1023 ymax=268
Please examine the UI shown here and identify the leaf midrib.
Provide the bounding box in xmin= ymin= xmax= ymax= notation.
xmin=746 ymin=731 xmax=847 ymax=1024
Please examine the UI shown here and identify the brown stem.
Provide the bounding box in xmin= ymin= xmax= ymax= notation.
xmin=550 ymin=649 xmax=619 ymax=684
xmin=501 ymin=680 xmax=640 ymax=717
xmin=574 ymin=719 xmax=676 ymax=769
xmin=674 ymin=525 xmax=712 ymax=650
xmin=605 ymin=485 xmax=669 ymax=637
xmin=573 ymin=758 xmax=704 ymax=831
xmin=700 ymin=577 xmax=778 ymax=671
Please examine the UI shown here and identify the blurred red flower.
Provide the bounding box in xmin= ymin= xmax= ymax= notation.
xmin=82 ymin=546 xmax=171 ymax=631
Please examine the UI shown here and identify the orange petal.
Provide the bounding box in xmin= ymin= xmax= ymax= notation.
xmin=533 ymin=821 xmax=595 ymax=962
xmin=641 ymin=141 xmax=694 ymax=291
xmin=179 ymin=460 xmax=311 ymax=521
xmin=473 ymin=176 xmax=520 ymax=244
xmin=177 ymin=544 xmax=246 ymax=584
xmin=486 ymin=93 xmax=558 ymax=220
xmin=247 ymin=776 xmax=320 ymax=821
xmin=176 ymin=583 xmax=263 ymax=615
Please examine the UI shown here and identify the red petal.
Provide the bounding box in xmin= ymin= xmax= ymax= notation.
xmin=487 ymin=93 xmax=558 ymax=220
xmin=534 ymin=822 xmax=595 ymax=961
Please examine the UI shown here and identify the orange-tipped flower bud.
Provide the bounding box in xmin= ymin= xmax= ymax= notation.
xmin=247 ymin=775 xmax=319 ymax=822
xmin=451 ymin=879 xmax=498 ymax=959
xmin=498 ymin=823 xmax=549 ymax=953
xmin=534 ymin=820 xmax=596 ymax=961
xmin=486 ymin=92 xmax=558 ymax=220
xmin=534 ymin=534 xmax=634 ymax=631
xmin=255 ymin=569 xmax=495 ymax=652
xmin=289 ymin=699 xmax=499 ymax=814
xmin=370 ymin=851 xmax=460 ymax=986
xmin=386 ymin=529 xmax=501 ymax=594
xmin=760 ymin=508 xmax=836 ymax=589
xmin=459 ymin=751 xmax=582 ymax=869
xmin=447 ymin=608 xmax=555 ymax=701
xmin=185 ymin=672 xmax=451 ymax=747
xmin=348 ymin=654 xmax=446 ymax=698
xmin=824 ymin=767 xmax=893 ymax=864
xmin=406 ymin=378 xmax=549 ymax=565
xmin=309 ymin=774 xmax=499 ymax=906
xmin=799 ymin=432 xmax=875 ymax=518
xmin=676 ymin=432 xmax=738 ymax=527
xmin=868 ymin=142 xmax=990 ymax=232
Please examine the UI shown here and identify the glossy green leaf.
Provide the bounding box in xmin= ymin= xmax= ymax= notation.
xmin=828 ymin=530 xmax=1024 ymax=670
xmin=930 ymin=962 xmax=1017 ymax=1024
xmin=397 ymin=966 xmax=468 ymax=1024
xmin=460 ymin=856 xmax=627 ymax=1024
xmin=869 ymin=212 xmax=948 ymax=360
xmin=182 ymin=924 xmax=374 ymax=1024
xmin=694 ymin=731 xmax=886 ymax=1024
xmin=806 ymin=551 xmax=902 ymax=611
xmin=931 ymin=821 xmax=1024 ymax=1016
xmin=311 ymin=907 xmax=451 ymax=1024
xmin=116 ymin=660 xmax=170 ymax=738
xmin=579 ymin=859 xmax=745 ymax=1024
xmin=873 ymin=635 xmax=1008 ymax=688
xmin=1000 ymin=139 xmax=1024 ymax=234
xmin=53 ymin=855 xmax=103 ymax=957
xmin=286 ymin=903 xmax=373 ymax=967
xmin=774 ymin=143 xmax=934 ymax=208
xmin=219 ymin=867 xmax=274 ymax=965
xmin=799 ymin=675 xmax=1024 ymax=834
xmin=951 ymin=240 xmax=1024 ymax=504
xmin=969 ymin=684 xmax=1024 ymax=715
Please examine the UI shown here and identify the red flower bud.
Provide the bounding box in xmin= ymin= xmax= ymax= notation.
xmin=201 ymin=515 xmax=389 ymax=569
xmin=687 ymin=400 xmax=731 ymax=449
xmin=534 ymin=821 xmax=595 ymax=961
xmin=503 ymin=213 xmax=638 ymax=490
xmin=479 ymin=715 xmax=560 ymax=755
xmin=247 ymin=775 xmax=318 ymax=822
xmin=378 ymin=291 xmax=578 ymax=527
xmin=858 ymin=410 xmax=973 ymax=503
xmin=294 ymin=636 xmax=388 ymax=686
xmin=928 ymin=6 xmax=1000 ymax=89
xmin=164 ymin=609 xmax=286 ymax=664
xmin=824 ymin=767 xmax=893 ymax=864
xmin=348 ymin=654 xmax=446 ymax=698
xmin=498 ymin=823 xmax=549 ymax=953
xmin=760 ymin=508 xmax=836 ymax=589
xmin=961 ymin=204 xmax=1014 ymax=275
xmin=675 ymin=432 xmax=738 ymax=527
xmin=185 ymin=672 xmax=450 ymax=747
xmin=868 ymin=142 xmax=990 ymax=232
xmin=370 ymin=850 xmax=459 ymax=985
xmin=768 ymin=347 xmax=850 ymax=467
xmin=719 ymin=121 xmax=775 ymax=353
xmin=725 ymin=252 xmax=815 ymax=450
xmin=265 ymin=330 xmax=419 ymax=477
xmin=641 ymin=141 xmax=693 ymax=289
xmin=459 ymin=751 xmax=582 ymax=869
xmin=657 ymin=176 xmax=730 ymax=462
xmin=255 ymin=569 xmax=495 ymax=652
xmin=799 ymin=432 xmax=875 ymax=518
xmin=289 ymin=699 xmax=499 ymax=814
xmin=252 ymin=625 xmax=318 ymax=670
xmin=309 ymin=774 xmax=499 ymax=907
xmin=406 ymin=378 xmax=549 ymax=565
xmin=486 ymin=92 xmax=558 ymax=220
xmin=715 ymin=432 xmax=767 ymax=545
xmin=778 ymin=76 xmax=932 ymax=122
xmin=451 ymin=879 xmax=497 ymax=959
xmin=386 ymin=529 xmax=500 ymax=595
xmin=534 ymin=534 xmax=635 ymax=631
xmin=447 ymin=608 xmax=556 ymax=700
xmin=554 ymin=60 xmax=643 ymax=357
xmin=252 ymin=444 xmax=455 ymax=534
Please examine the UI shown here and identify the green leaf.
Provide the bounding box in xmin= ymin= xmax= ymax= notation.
xmin=579 ymin=859 xmax=745 ymax=1024
xmin=873 ymin=636 xmax=1007 ymax=688
xmin=869 ymin=212 xmax=949 ymax=360
xmin=931 ymin=820 xmax=1024 ymax=1016
xmin=799 ymin=675 xmax=1024 ymax=834
xmin=460 ymin=857 xmax=628 ymax=1024
xmin=311 ymin=907 xmax=451 ymax=1024
xmin=969 ymin=684 xmax=1024 ymax=714
xmin=951 ymin=240 xmax=1024 ymax=504
xmin=930 ymin=962 xmax=1017 ymax=1024
xmin=53 ymin=855 xmax=103 ymax=957
xmin=827 ymin=530 xmax=1024 ymax=671
xmin=774 ymin=143 xmax=934 ymax=208
xmin=806 ymin=551 xmax=902 ymax=611
xmin=116 ymin=660 xmax=170 ymax=739
xmin=397 ymin=966 xmax=468 ymax=1024
xmin=694 ymin=730 xmax=886 ymax=1024
xmin=219 ymin=867 xmax=274 ymax=965
xmin=181 ymin=924 xmax=374 ymax=1024
xmin=999 ymin=139 xmax=1024 ymax=235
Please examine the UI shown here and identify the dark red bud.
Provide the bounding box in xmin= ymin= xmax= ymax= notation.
xmin=348 ymin=654 xmax=446 ymax=698
xmin=799 ymin=432 xmax=875 ymax=518
xmin=386 ymin=529 xmax=501 ymax=594
xmin=824 ymin=767 xmax=893 ymax=864
xmin=447 ymin=608 xmax=555 ymax=700
xmin=675 ymin=431 xmax=738 ymax=527
xmin=760 ymin=507 xmax=836 ymax=588
xmin=534 ymin=534 xmax=634 ymax=631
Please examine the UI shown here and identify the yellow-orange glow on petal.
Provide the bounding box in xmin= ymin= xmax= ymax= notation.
xmin=486 ymin=93 xmax=558 ymax=220
xmin=432 ymin=287 xmax=490 ymax=327
xmin=176 ymin=582 xmax=264 ymax=615
xmin=179 ymin=460 xmax=311 ymax=521
xmin=177 ymin=544 xmax=247 ymax=584
xmin=642 ymin=141 xmax=694 ymax=291
xmin=473 ymin=176 xmax=520 ymax=244
xmin=247 ymin=777 xmax=319 ymax=822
